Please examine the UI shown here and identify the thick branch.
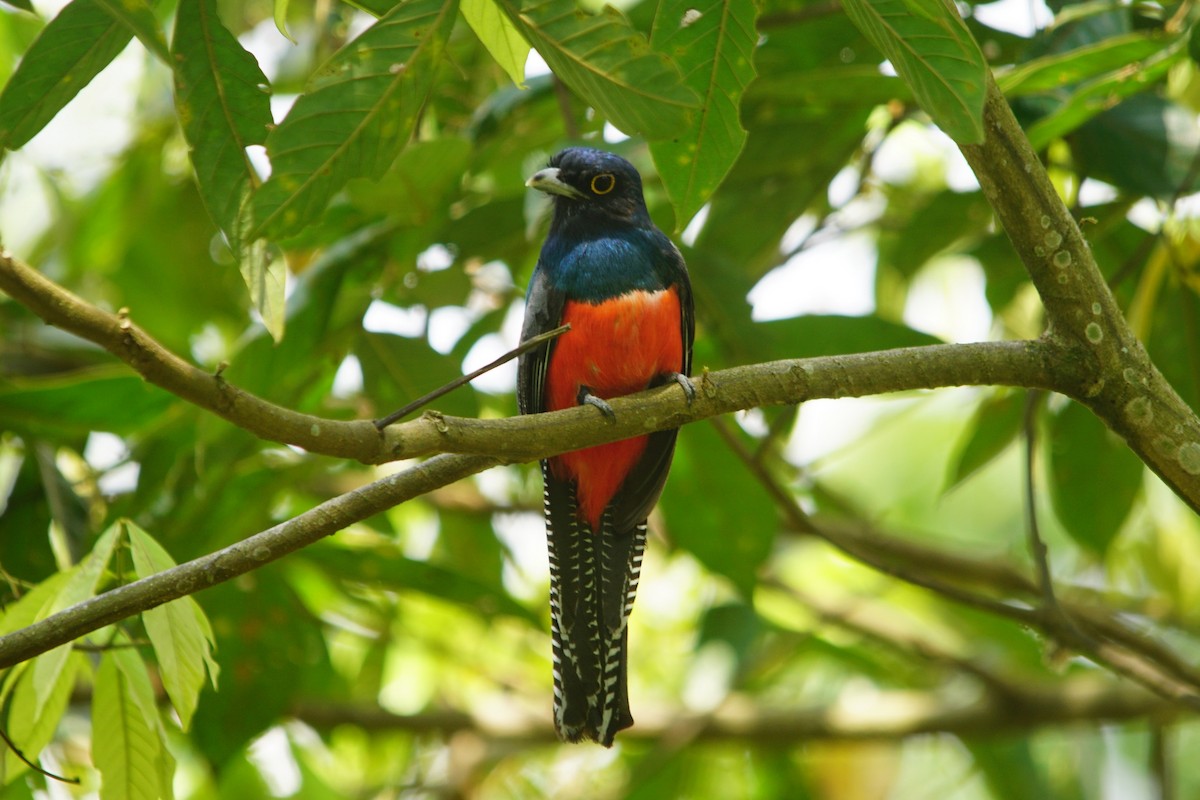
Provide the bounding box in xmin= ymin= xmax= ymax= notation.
xmin=958 ymin=76 xmax=1200 ymax=513
xmin=0 ymin=250 xmax=1068 ymax=463
xmin=383 ymin=339 xmax=1066 ymax=461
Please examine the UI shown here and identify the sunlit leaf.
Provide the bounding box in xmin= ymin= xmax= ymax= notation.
xmin=273 ymin=0 xmax=296 ymax=43
xmin=649 ymin=0 xmax=757 ymax=229
xmin=1023 ymin=37 xmax=1186 ymax=148
xmin=497 ymin=0 xmax=697 ymax=139
xmin=2 ymin=651 xmax=82 ymax=782
xmin=239 ymin=243 xmax=287 ymax=342
xmin=997 ymin=33 xmax=1169 ymax=96
xmin=32 ymin=524 xmax=120 ymax=712
xmin=93 ymin=650 xmax=169 ymax=800
xmin=841 ymin=0 xmax=986 ymax=143
xmin=0 ymin=571 xmax=70 ymax=639
xmin=461 ymin=0 xmax=528 ymax=86
xmin=0 ymin=0 xmax=133 ymax=149
xmin=127 ymin=521 xmax=219 ymax=730
xmin=249 ymin=0 xmax=459 ymax=240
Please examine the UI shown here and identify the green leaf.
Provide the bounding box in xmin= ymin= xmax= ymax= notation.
xmin=32 ymin=523 xmax=120 ymax=712
xmin=1071 ymin=93 xmax=1200 ymax=199
xmin=92 ymin=0 xmax=169 ymax=63
xmin=1047 ymin=402 xmax=1143 ymax=555
xmin=356 ymin=331 xmax=480 ymax=419
xmin=0 ymin=367 xmax=176 ymax=438
xmin=273 ymin=0 xmax=296 ymax=43
xmin=249 ymin=0 xmax=459 ymax=241
xmin=997 ymin=32 xmax=1169 ymax=97
xmin=660 ymin=423 xmax=774 ymax=595
xmin=171 ymin=0 xmax=281 ymax=340
xmin=1 ymin=0 xmax=34 ymax=12
xmin=0 ymin=0 xmax=134 ymax=149
xmin=2 ymin=651 xmax=83 ymax=782
xmin=497 ymin=0 xmax=697 ymax=140
xmin=461 ymin=0 xmax=528 ymax=86
xmin=877 ymin=190 xmax=992 ymax=279
xmin=127 ymin=520 xmax=219 ymax=730
xmin=93 ymin=650 xmax=171 ymax=800
xmin=172 ymin=0 xmax=273 ymax=242
xmin=0 ymin=570 xmax=70 ymax=639
xmin=346 ymin=136 xmax=472 ymax=226
xmin=649 ymin=0 xmax=758 ymax=228
xmin=1023 ymin=37 xmax=1186 ymax=149
xmin=239 ymin=243 xmax=287 ymax=342
xmin=756 ymin=314 xmax=943 ymax=360
xmin=840 ymin=0 xmax=987 ymax=144
xmin=947 ymin=390 xmax=1025 ymax=490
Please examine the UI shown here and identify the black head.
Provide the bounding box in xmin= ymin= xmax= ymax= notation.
xmin=526 ymin=148 xmax=650 ymax=226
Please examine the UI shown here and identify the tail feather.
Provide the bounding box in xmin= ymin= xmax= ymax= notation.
xmin=543 ymin=462 xmax=646 ymax=746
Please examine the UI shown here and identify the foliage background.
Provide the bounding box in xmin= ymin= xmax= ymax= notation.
xmin=0 ymin=0 xmax=1199 ymax=796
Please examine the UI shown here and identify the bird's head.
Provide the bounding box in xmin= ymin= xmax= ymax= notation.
xmin=526 ymin=148 xmax=650 ymax=226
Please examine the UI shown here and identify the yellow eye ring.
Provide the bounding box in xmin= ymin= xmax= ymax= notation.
xmin=591 ymin=173 xmax=616 ymax=195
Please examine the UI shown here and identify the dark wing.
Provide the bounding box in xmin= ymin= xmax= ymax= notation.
xmin=609 ymin=240 xmax=694 ymax=533
xmin=517 ymin=266 xmax=567 ymax=416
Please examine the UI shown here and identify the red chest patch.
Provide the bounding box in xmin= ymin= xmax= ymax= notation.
xmin=545 ymin=289 xmax=684 ymax=532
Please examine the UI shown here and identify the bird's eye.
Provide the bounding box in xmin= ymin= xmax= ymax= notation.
xmin=590 ymin=173 xmax=616 ymax=195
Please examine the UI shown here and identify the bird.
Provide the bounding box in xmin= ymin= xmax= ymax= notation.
xmin=517 ymin=147 xmax=694 ymax=746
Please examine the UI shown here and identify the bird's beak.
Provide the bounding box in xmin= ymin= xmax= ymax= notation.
xmin=526 ymin=167 xmax=585 ymax=199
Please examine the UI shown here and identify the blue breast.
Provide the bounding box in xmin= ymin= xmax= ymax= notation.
xmin=539 ymin=227 xmax=673 ymax=302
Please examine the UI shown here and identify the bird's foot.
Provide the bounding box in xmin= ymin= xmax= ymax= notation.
xmin=669 ymin=372 xmax=696 ymax=405
xmin=578 ymin=386 xmax=616 ymax=421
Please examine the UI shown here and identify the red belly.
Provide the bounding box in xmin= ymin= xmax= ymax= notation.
xmin=545 ymin=289 xmax=684 ymax=532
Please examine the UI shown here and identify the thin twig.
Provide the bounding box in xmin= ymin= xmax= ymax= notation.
xmin=0 ymin=725 xmax=79 ymax=785
xmin=711 ymin=416 xmax=1200 ymax=707
xmin=1023 ymin=390 xmax=1057 ymax=612
xmin=373 ymin=324 xmax=570 ymax=429
xmin=1152 ymin=722 xmax=1174 ymax=800
xmin=708 ymin=417 xmax=1036 ymax=622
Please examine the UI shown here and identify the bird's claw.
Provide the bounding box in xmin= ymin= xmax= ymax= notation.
xmin=671 ymin=372 xmax=696 ymax=405
xmin=578 ymin=387 xmax=616 ymax=421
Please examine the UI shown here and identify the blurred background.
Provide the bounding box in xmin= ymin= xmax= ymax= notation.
xmin=2 ymin=0 xmax=1200 ymax=796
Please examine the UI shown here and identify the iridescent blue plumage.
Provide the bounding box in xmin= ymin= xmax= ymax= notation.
xmin=518 ymin=148 xmax=694 ymax=746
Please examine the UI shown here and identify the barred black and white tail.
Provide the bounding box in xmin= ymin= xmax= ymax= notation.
xmin=542 ymin=463 xmax=647 ymax=746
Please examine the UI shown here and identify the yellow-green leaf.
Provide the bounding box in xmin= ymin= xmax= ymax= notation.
xmin=462 ymin=0 xmax=528 ymax=87
xmin=94 ymin=651 xmax=169 ymax=800
xmin=126 ymin=521 xmax=219 ymax=730
xmin=2 ymin=651 xmax=83 ymax=783
xmin=32 ymin=523 xmax=120 ymax=712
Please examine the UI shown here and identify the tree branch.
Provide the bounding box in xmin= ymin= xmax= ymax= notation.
xmin=292 ymin=679 xmax=1179 ymax=744
xmin=0 ymin=453 xmax=497 ymax=669
xmin=957 ymin=75 xmax=1200 ymax=514
xmin=0 ymin=248 xmax=1070 ymax=463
